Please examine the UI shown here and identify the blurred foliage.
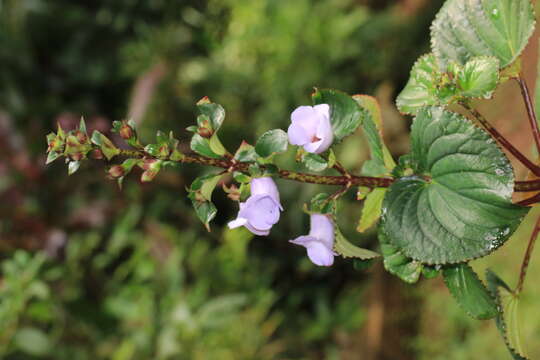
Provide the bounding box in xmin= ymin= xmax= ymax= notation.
xmin=6 ymin=0 xmax=538 ymax=359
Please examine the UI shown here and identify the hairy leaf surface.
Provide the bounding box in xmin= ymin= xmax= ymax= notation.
xmin=381 ymin=107 xmax=528 ymax=264
xmin=431 ymin=0 xmax=535 ymax=68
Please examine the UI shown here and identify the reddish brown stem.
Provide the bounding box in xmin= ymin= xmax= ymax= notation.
xmin=118 ymin=149 xmax=394 ymax=188
xmin=461 ymin=103 xmax=540 ymax=177
xmin=516 ymin=76 xmax=540 ymax=155
xmin=515 ymin=215 xmax=540 ymax=295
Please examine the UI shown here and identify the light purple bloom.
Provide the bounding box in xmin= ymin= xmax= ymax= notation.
xmin=287 ymin=104 xmax=333 ymax=154
xmin=228 ymin=177 xmax=282 ymax=236
xmin=290 ymin=214 xmax=335 ymax=266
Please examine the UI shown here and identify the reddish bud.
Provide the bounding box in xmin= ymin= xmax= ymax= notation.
xmin=119 ymin=124 xmax=134 ymax=139
xmin=142 ymin=159 xmax=158 ymax=171
xmin=91 ymin=149 xmax=104 ymax=159
xmin=75 ymin=131 xmax=87 ymax=143
xmin=141 ymin=169 xmax=158 ymax=182
xmin=197 ymin=127 xmax=213 ymax=138
xmin=108 ymin=165 xmax=125 ymax=178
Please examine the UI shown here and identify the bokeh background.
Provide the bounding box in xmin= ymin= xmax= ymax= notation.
xmin=2 ymin=0 xmax=540 ymax=359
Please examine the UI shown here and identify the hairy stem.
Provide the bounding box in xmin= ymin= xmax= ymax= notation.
xmin=461 ymin=102 xmax=540 ymax=177
xmin=516 ymin=76 xmax=540 ymax=155
xmin=515 ymin=215 xmax=540 ymax=295
xmin=118 ymin=149 xmax=394 ymax=188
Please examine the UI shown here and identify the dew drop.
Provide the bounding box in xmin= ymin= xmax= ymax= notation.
xmin=491 ymin=8 xmax=500 ymax=19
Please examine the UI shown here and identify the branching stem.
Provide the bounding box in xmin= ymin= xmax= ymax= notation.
xmin=516 ymin=76 xmax=540 ymax=155
xmin=461 ymin=102 xmax=540 ymax=177
xmin=118 ymin=149 xmax=394 ymax=188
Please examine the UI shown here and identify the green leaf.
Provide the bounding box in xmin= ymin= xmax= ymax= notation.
xmin=302 ymin=153 xmax=327 ymax=172
xmin=431 ymin=0 xmax=535 ymax=69
xmin=334 ymin=228 xmax=380 ymax=260
xmin=46 ymin=151 xmax=61 ymax=165
xmin=442 ymin=263 xmax=498 ymax=320
xmin=457 ymin=56 xmax=500 ymax=98
xmin=190 ymin=174 xmax=223 ymax=201
xmin=357 ymin=188 xmax=386 ymax=233
xmin=396 ymin=54 xmax=441 ymax=115
xmin=196 ymin=97 xmax=225 ymax=132
xmin=91 ymin=131 xmax=120 ymax=160
xmin=191 ymin=199 xmax=217 ymax=232
xmin=254 ymin=129 xmax=288 ymax=158
xmin=354 ymin=94 xmax=396 ymax=171
xmin=379 ymin=227 xmax=423 ymax=284
xmin=209 ymin=134 xmax=227 ymax=156
xmin=381 ymin=107 xmax=528 ymax=264
xmin=312 ymin=88 xmax=364 ymax=141
xmin=190 ymin=134 xmax=222 ymax=159
xmin=486 ymin=270 xmax=529 ymax=359
xmin=68 ymin=160 xmax=80 ymax=175
xmin=308 ymin=193 xmax=336 ymax=215
xmin=234 ymin=141 xmax=257 ymax=162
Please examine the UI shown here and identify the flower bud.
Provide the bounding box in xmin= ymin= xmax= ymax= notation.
xmin=197 ymin=127 xmax=213 ymax=139
xmin=75 ymin=130 xmax=87 ymax=144
xmin=290 ymin=214 xmax=335 ymax=266
xmin=141 ymin=169 xmax=158 ymax=182
xmin=228 ymin=177 xmax=283 ymax=236
xmin=288 ymin=104 xmax=333 ymax=154
xmin=108 ymin=165 xmax=125 ymax=178
xmin=119 ymin=123 xmax=134 ymax=139
xmin=91 ymin=148 xmax=104 ymax=160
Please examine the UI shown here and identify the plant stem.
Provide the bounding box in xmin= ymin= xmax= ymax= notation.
xmin=515 ymin=215 xmax=540 ymax=295
xmin=118 ymin=149 xmax=394 ymax=188
xmin=515 ymin=179 xmax=540 ymax=192
xmin=461 ymin=102 xmax=540 ymax=177
xmin=516 ymin=76 xmax=540 ymax=155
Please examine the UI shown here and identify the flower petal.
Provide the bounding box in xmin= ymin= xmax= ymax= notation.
xmin=250 ymin=177 xmax=282 ymax=208
xmin=309 ymin=214 xmax=335 ymax=249
xmin=287 ymin=122 xmax=310 ymax=146
xmin=306 ymin=241 xmax=334 ymax=266
xmin=228 ymin=217 xmax=248 ymax=229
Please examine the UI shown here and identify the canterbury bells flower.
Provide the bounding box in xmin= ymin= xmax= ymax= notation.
xmin=228 ymin=177 xmax=283 ymax=236
xmin=290 ymin=214 xmax=335 ymax=266
xmin=287 ymin=104 xmax=333 ymax=154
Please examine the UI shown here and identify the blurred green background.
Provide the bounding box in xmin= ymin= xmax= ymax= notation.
xmin=1 ymin=0 xmax=540 ymax=359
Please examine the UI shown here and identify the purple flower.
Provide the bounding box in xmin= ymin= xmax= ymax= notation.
xmin=290 ymin=214 xmax=335 ymax=266
xmin=287 ymin=104 xmax=333 ymax=154
xmin=228 ymin=177 xmax=283 ymax=236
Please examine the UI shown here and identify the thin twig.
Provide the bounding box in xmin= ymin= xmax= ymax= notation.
xmin=515 ymin=215 xmax=540 ymax=295
xmin=516 ymin=76 xmax=540 ymax=155
xmin=117 ymin=149 xmax=394 ymax=189
xmin=461 ymin=102 xmax=540 ymax=177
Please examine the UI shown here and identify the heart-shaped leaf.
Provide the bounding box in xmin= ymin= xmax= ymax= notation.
xmin=312 ymin=89 xmax=365 ymax=141
xmin=381 ymin=107 xmax=528 ymax=264
xmin=443 ymin=263 xmax=498 ymax=320
xmin=431 ymin=0 xmax=535 ymax=69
